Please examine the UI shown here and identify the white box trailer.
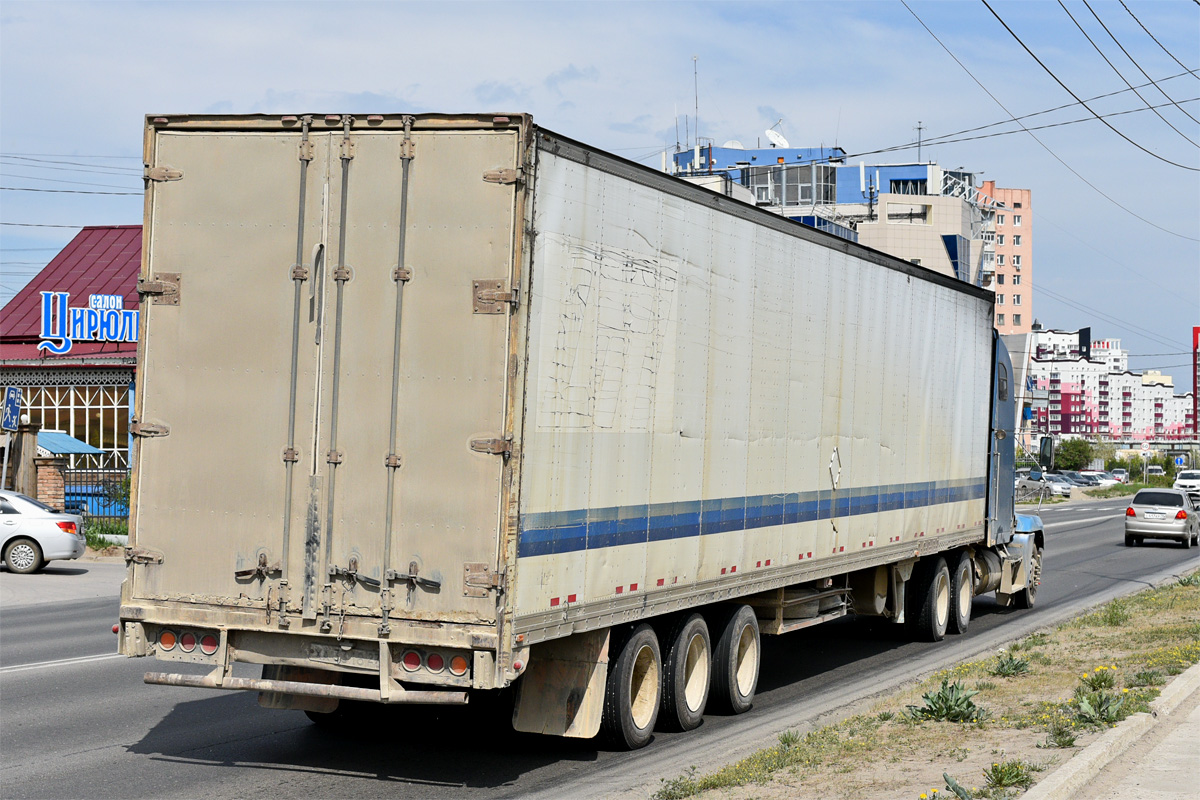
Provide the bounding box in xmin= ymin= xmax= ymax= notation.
xmin=119 ymin=112 xmax=1043 ymax=749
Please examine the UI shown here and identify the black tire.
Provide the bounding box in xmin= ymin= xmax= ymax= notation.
xmin=3 ymin=538 xmax=44 ymax=574
xmin=1182 ymin=535 xmax=1192 ymax=549
xmin=948 ymin=551 xmax=973 ymax=635
xmin=601 ymin=624 xmax=661 ymax=750
xmin=658 ymin=613 xmax=711 ymax=732
xmin=906 ymin=556 xmax=951 ymax=642
xmin=1014 ymin=545 xmax=1043 ymax=610
xmin=1124 ymin=534 xmax=1134 ymax=547
xmin=709 ymin=605 xmax=760 ymax=715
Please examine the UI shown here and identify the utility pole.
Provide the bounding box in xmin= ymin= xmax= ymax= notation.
xmin=915 ymin=120 xmax=926 ymax=163
xmin=693 ymin=56 xmax=699 ymax=148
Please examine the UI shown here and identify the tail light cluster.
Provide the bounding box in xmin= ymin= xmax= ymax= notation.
xmin=157 ymin=628 xmax=219 ymax=656
xmin=399 ymin=648 xmax=470 ymax=677
xmin=56 ymin=521 xmax=79 ymax=535
xmin=1126 ymin=507 xmax=1136 ymax=517
xmin=1176 ymin=510 xmax=1189 ymax=520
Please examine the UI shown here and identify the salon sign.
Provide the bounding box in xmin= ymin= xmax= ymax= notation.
xmin=38 ymin=292 xmax=139 ymax=355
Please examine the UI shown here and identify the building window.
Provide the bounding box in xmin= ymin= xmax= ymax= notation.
xmin=889 ymin=179 xmax=927 ymax=195
xmin=997 ymin=274 xmax=1005 ymax=285
xmin=997 ymin=214 xmax=1005 ymax=225
xmin=1013 ymin=255 xmax=1022 ymax=267
xmin=997 ymin=234 xmax=1005 ymax=246
xmin=910 ymin=258 xmax=922 ymax=266
xmin=1013 ymin=235 xmax=1022 ymax=246
xmin=997 ymin=294 xmax=1005 ymax=305
xmin=1014 ymin=314 xmax=1022 ymax=326
xmin=1014 ymin=294 xmax=1022 ymax=305
xmin=22 ymin=384 xmax=131 ymax=468
xmin=1014 ymin=215 xmax=1022 ymax=226
xmin=998 ymin=255 xmax=1006 ymax=266
xmin=997 ymin=313 xmax=1005 ymax=326
xmin=1013 ymin=274 xmax=1021 ymax=285
xmin=886 ymin=202 xmax=932 ymax=224
xmin=1013 ymin=202 xmax=1022 ymax=208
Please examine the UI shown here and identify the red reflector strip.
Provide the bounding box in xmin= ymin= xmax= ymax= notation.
xmin=765 ymin=559 xmax=771 ymax=566
xmin=629 ymin=583 xmax=638 ymax=592
xmin=756 ymin=561 xmax=761 ymax=568
xmin=567 ymin=593 xmax=577 ymax=603
xmin=550 ymin=597 xmax=560 ymax=607
xmin=656 ymin=578 xmax=665 ymax=587
xmin=615 ymin=586 xmax=623 ymax=594
xmin=721 ymin=567 xmax=727 ymax=575
xmin=730 ymin=565 xmax=737 ymax=573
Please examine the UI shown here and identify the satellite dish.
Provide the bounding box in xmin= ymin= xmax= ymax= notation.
xmin=722 ymin=140 xmax=745 ymax=149
xmin=765 ymin=129 xmax=790 ymax=148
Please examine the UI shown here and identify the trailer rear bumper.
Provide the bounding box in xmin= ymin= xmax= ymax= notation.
xmin=144 ymin=671 xmax=469 ymax=705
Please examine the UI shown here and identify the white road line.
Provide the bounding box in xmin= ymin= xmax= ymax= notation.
xmin=0 ymin=652 xmax=123 ymax=674
xmin=1045 ymin=514 xmax=1122 ymax=530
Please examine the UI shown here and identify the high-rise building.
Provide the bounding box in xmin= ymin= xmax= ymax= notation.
xmin=980 ymin=182 xmax=1032 ymax=336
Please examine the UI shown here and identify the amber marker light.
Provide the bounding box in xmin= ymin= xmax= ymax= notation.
xmin=158 ymin=630 xmax=177 ymax=650
xmin=448 ymin=655 xmax=469 ymax=676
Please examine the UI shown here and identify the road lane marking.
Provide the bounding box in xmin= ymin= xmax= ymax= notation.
xmin=1045 ymin=514 xmax=1122 ymax=530
xmin=0 ymin=652 xmax=123 ymax=674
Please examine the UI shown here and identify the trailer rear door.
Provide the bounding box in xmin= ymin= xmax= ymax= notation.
xmin=132 ymin=118 xmax=519 ymax=626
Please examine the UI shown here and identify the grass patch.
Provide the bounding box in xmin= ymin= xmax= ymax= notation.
xmin=651 ymin=573 xmax=1199 ymax=800
xmin=84 ymin=516 xmax=128 ymax=550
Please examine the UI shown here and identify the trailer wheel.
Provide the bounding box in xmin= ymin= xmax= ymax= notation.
xmin=709 ymin=605 xmax=760 ymax=715
xmin=658 ymin=613 xmax=711 ymax=731
xmin=601 ymin=624 xmax=661 ymax=750
xmin=1014 ymin=545 xmax=1043 ymax=609
xmin=948 ymin=552 xmax=973 ymax=635
xmin=906 ymin=556 xmax=951 ymax=642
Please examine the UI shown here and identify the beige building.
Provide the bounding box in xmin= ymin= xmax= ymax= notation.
xmin=853 ymin=192 xmax=981 ymax=281
xmin=980 ymin=181 xmax=1032 ymax=336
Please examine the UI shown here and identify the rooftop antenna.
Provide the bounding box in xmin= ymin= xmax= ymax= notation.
xmin=693 ymin=55 xmax=699 ymax=147
xmin=674 ymin=104 xmax=680 ymax=153
xmin=915 ymin=120 xmax=926 ymax=163
xmin=765 ymin=119 xmax=789 ymax=148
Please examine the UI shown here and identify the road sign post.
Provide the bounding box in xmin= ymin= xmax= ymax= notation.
xmin=1 ymin=387 xmax=22 ymax=491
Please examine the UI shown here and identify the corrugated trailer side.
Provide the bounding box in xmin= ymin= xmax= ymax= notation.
xmin=513 ymin=130 xmax=992 ymax=634
xmin=507 ymin=130 xmax=1041 ymax=747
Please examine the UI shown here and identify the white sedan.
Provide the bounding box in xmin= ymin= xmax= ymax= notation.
xmin=1 ymin=491 xmax=86 ymax=574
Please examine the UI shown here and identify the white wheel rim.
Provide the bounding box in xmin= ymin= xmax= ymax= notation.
xmin=934 ymin=572 xmax=950 ymax=629
xmin=957 ymin=566 xmax=971 ymax=619
xmin=682 ymin=632 xmax=709 ymax=712
xmin=734 ymin=624 xmax=758 ymax=697
xmin=9 ymin=543 xmax=35 ymax=570
xmin=629 ymin=643 xmax=660 ymax=730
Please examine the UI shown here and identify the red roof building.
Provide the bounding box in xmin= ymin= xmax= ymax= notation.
xmin=1 ymin=226 xmax=143 ymax=467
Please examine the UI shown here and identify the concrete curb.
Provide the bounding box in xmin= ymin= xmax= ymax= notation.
xmin=1022 ymin=661 xmax=1200 ymax=800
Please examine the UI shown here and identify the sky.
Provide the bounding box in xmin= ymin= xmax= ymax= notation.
xmin=2 ymin=1 xmax=1197 ymax=391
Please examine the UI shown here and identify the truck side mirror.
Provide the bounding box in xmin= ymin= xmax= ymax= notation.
xmin=1038 ymin=437 xmax=1054 ymax=471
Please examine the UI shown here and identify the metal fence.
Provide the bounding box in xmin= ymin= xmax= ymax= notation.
xmin=62 ymin=469 xmax=130 ymax=519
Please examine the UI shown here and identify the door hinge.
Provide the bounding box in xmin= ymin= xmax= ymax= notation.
xmin=469 ymin=436 xmax=512 ymax=457
xmin=125 ymin=546 xmax=164 ymax=565
xmin=473 ymin=280 xmax=518 ymax=314
xmin=137 ymin=273 xmax=181 ymax=306
xmin=130 ymin=420 xmax=170 ymax=438
xmin=463 ymin=563 xmax=504 ymax=598
xmin=144 ymin=166 xmax=184 ymax=182
xmin=482 ymin=168 xmax=521 ymax=185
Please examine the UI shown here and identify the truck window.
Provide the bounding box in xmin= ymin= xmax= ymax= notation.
xmin=997 ymin=363 xmax=1008 ymax=401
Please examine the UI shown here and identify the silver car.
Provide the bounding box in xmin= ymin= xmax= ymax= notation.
xmin=1 ymin=491 xmax=86 ymax=574
xmin=1124 ymin=488 xmax=1200 ymax=548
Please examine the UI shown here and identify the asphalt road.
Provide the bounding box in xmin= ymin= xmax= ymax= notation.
xmin=2 ymin=502 xmax=1197 ymax=800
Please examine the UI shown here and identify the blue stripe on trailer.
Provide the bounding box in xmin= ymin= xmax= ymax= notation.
xmin=517 ymin=478 xmax=987 ymax=558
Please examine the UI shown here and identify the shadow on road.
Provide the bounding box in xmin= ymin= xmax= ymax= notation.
xmin=126 ymin=689 xmax=600 ymax=790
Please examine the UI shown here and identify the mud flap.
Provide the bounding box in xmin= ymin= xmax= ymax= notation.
xmin=257 ymin=665 xmax=339 ymax=714
xmin=512 ymin=629 xmax=609 ymax=738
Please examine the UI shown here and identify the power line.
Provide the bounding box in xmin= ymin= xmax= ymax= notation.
xmin=981 ymin=0 xmax=1198 ymax=171
xmin=1 ymin=187 xmax=142 ymax=196
xmin=1 ymin=155 xmax=142 ymax=172
xmin=1057 ymin=0 xmax=1198 ymax=145
xmin=1120 ymin=0 xmax=1200 ymax=84
xmin=1031 ymin=280 xmax=1189 ymax=350
xmin=0 ymin=172 xmax=142 ymax=191
xmin=0 ymin=223 xmax=84 ymax=228
xmin=1081 ymin=0 xmax=1200 ymax=127
xmin=901 ymin=1 xmax=1199 ymax=242
xmin=0 ymin=152 xmax=140 ymax=159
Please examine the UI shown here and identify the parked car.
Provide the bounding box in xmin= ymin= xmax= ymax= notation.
xmin=1018 ymin=472 xmax=1071 ymax=498
xmin=1173 ymin=470 xmax=1200 ymax=503
xmin=1052 ymin=470 xmax=1097 ymax=487
xmin=1 ymin=491 xmax=86 ymax=574
xmin=1080 ymin=471 xmax=1118 ymax=487
xmin=1146 ymin=465 xmax=1165 ymax=477
xmin=1111 ymin=468 xmax=1129 ymax=483
xmin=1124 ymin=488 xmax=1199 ymax=548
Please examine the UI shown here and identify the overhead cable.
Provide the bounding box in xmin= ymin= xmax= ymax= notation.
xmin=1058 ymin=0 xmax=1198 ymax=144
xmin=981 ymin=0 xmax=1198 ymax=171
xmin=902 ymin=0 xmax=1198 ymax=242
xmin=1120 ymin=0 xmax=1200 ymax=84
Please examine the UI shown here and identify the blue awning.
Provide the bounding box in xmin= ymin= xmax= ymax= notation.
xmin=36 ymin=430 xmax=104 ymax=455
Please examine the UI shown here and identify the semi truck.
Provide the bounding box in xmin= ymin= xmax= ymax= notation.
xmin=118 ymin=112 xmax=1044 ymax=749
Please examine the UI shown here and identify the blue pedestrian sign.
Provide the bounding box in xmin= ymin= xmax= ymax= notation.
xmin=1 ymin=387 xmax=21 ymax=432
xmin=1177 ymin=456 xmax=1186 ymax=467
